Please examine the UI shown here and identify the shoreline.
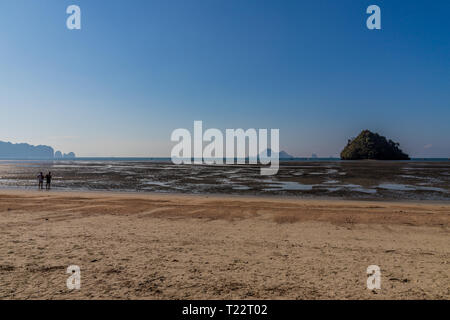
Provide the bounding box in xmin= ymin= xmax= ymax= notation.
xmin=1 ymin=187 xmax=449 ymax=206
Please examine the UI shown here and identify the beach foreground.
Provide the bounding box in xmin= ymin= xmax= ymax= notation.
xmin=0 ymin=190 xmax=449 ymax=299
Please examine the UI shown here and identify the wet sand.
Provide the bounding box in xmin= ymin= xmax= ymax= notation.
xmin=0 ymin=190 xmax=449 ymax=299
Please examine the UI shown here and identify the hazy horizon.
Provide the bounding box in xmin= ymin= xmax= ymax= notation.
xmin=1 ymin=0 xmax=449 ymax=158
xmin=0 ymin=136 xmax=449 ymax=159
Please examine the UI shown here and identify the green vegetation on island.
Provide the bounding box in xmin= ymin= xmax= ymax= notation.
xmin=341 ymin=130 xmax=410 ymax=160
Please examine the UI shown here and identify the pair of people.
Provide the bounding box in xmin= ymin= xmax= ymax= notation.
xmin=37 ymin=172 xmax=52 ymax=190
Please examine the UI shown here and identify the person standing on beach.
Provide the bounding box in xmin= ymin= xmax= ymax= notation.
xmin=45 ymin=172 xmax=52 ymax=190
xmin=37 ymin=172 xmax=44 ymax=189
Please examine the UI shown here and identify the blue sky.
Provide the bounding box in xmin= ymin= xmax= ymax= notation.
xmin=0 ymin=0 xmax=449 ymax=157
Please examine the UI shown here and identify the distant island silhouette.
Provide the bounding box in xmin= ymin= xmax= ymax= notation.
xmin=260 ymin=149 xmax=294 ymax=159
xmin=341 ymin=130 xmax=410 ymax=160
xmin=0 ymin=141 xmax=76 ymax=159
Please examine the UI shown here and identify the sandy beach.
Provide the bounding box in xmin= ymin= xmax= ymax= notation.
xmin=0 ymin=190 xmax=449 ymax=299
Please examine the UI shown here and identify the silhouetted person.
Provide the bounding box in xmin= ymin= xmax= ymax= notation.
xmin=37 ymin=172 xmax=44 ymax=189
xmin=45 ymin=172 xmax=52 ymax=190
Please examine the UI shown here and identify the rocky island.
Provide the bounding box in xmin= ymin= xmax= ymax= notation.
xmin=341 ymin=130 xmax=410 ymax=160
xmin=0 ymin=141 xmax=75 ymax=159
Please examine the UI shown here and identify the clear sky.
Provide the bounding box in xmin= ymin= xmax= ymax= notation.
xmin=0 ymin=0 xmax=449 ymax=157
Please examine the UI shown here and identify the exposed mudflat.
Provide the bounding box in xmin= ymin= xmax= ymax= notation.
xmin=0 ymin=160 xmax=450 ymax=201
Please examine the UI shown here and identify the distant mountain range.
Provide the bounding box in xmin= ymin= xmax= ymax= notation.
xmin=0 ymin=141 xmax=75 ymax=159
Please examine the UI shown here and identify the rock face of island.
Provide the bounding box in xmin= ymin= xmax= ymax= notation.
xmin=340 ymin=130 xmax=410 ymax=160
xmin=0 ymin=141 xmax=76 ymax=159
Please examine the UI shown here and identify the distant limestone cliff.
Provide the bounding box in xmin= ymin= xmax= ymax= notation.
xmin=278 ymin=150 xmax=295 ymax=159
xmin=260 ymin=149 xmax=294 ymax=159
xmin=341 ymin=130 xmax=410 ymax=160
xmin=54 ymin=151 xmax=76 ymax=159
xmin=0 ymin=141 xmax=76 ymax=159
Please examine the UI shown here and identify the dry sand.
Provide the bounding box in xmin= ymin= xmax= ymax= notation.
xmin=0 ymin=189 xmax=449 ymax=299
